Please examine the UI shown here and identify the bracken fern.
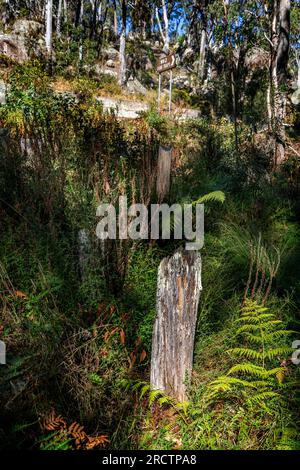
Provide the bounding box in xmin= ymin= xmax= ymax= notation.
xmin=207 ymin=299 xmax=294 ymax=410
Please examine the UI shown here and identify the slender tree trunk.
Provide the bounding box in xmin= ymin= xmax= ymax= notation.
xmin=45 ymin=0 xmax=53 ymax=56
xmin=78 ymin=0 xmax=84 ymax=64
xmin=161 ymin=0 xmax=169 ymax=53
xmin=231 ymin=68 xmax=239 ymax=150
xmin=267 ymin=84 xmax=272 ymax=123
xmin=119 ymin=0 xmax=127 ymax=86
xmin=113 ymin=0 xmax=118 ymax=35
xmin=63 ymin=0 xmax=67 ymax=22
xmin=223 ymin=0 xmax=238 ymax=151
xmin=198 ymin=27 xmax=206 ymax=81
xmin=270 ymin=0 xmax=290 ymax=166
xmin=296 ymin=53 xmax=300 ymax=89
xmin=56 ymin=0 xmax=62 ymax=37
xmin=156 ymin=0 xmax=170 ymax=54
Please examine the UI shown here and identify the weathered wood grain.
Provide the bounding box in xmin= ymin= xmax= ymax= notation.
xmin=156 ymin=145 xmax=172 ymax=202
xmin=150 ymin=248 xmax=202 ymax=402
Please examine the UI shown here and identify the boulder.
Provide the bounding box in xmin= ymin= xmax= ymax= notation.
xmin=0 ymin=33 xmax=28 ymax=62
xmin=145 ymin=57 xmax=153 ymax=71
xmin=12 ymin=19 xmax=42 ymax=36
xmin=291 ymin=88 xmax=300 ymax=106
xmin=182 ymin=47 xmax=194 ymax=60
xmin=126 ymin=76 xmax=147 ymax=95
xmin=106 ymin=59 xmax=116 ymax=68
xmin=96 ymin=96 xmax=149 ymax=119
xmin=102 ymin=46 xmax=119 ymax=61
xmin=102 ymin=68 xmax=118 ymax=78
xmin=173 ymin=70 xmax=190 ymax=89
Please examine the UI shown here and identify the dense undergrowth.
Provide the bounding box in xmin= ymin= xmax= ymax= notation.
xmin=0 ymin=61 xmax=300 ymax=450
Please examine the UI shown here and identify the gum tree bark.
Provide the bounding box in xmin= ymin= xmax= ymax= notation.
xmin=45 ymin=0 xmax=53 ymax=55
xmin=150 ymin=249 xmax=202 ymax=402
xmin=269 ymin=0 xmax=290 ymax=166
xmin=198 ymin=27 xmax=206 ymax=81
xmin=118 ymin=0 xmax=127 ymax=86
xmin=56 ymin=0 xmax=63 ymax=37
xmin=155 ymin=0 xmax=170 ymax=54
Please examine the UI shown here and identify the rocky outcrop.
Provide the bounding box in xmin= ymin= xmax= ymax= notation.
xmin=0 ymin=33 xmax=28 ymax=62
xmin=102 ymin=46 xmax=119 ymax=61
xmin=291 ymin=88 xmax=300 ymax=106
xmin=126 ymin=76 xmax=147 ymax=95
xmin=12 ymin=19 xmax=42 ymax=36
xmin=0 ymin=20 xmax=42 ymax=63
xmin=173 ymin=69 xmax=190 ymax=89
xmin=96 ymin=96 xmax=148 ymax=119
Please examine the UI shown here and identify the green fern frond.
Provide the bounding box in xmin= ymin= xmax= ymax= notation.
xmin=242 ymin=332 xmax=264 ymax=344
xmin=265 ymin=347 xmax=294 ymax=360
xmin=263 ymin=330 xmax=294 ymax=342
xmin=174 ymin=401 xmax=190 ymax=416
xmin=246 ymin=391 xmax=279 ymax=406
xmin=140 ymin=384 xmax=151 ymax=398
xmin=236 ymin=313 xmax=275 ymax=323
xmin=227 ymin=347 xmax=264 ymax=361
xmin=227 ymin=363 xmax=270 ymax=378
xmin=210 ymin=376 xmax=258 ymax=390
xmin=241 ymin=303 xmax=268 ymax=314
xmin=158 ymin=396 xmax=171 ymax=406
xmin=236 ymin=320 xmax=282 ymax=334
xmin=132 ymin=380 xmax=148 ymax=392
xmin=192 ymin=190 xmax=226 ymax=205
xmin=149 ymin=388 xmax=164 ymax=405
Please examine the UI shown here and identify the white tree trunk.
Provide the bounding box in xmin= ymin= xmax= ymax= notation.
xmin=78 ymin=0 xmax=84 ymax=63
xmin=198 ymin=28 xmax=206 ymax=81
xmin=119 ymin=30 xmax=126 ymax=85
xmin=150 ymin=249 xmax=202 ymax=402
xmin=45 ymin=0 xmax=53 ymax=55
xmin=119 ymin=1 xmax=127 ymax=86
xmin=114 ymin=8 xmax=118 ymax=36
xmin=156 ymin=0 xmax=170 ymax=54
xmin=297 ymin=54 xmax=300 ymax=89
xmin=63 ymin=0 xmax=68 ymax=22
xmin=56 ymin=0 xmax=63 ymax=37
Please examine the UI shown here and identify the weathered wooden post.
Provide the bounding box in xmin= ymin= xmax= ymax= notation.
xmin=156 ymin=145 xmax=172 ymax=202
xmin=150 ymin=249 xmax=202 ymax=402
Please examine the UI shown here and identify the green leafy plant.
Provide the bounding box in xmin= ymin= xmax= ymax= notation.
xmin=208 ymin=299 xmax=294 ymax=411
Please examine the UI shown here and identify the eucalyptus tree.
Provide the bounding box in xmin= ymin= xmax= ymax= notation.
xmin=263 ymin=0 xmax=291 ymax=165
xmin=45 ymin=0 xmax=53 ymax=55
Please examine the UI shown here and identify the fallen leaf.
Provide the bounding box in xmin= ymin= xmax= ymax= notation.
xmin=14 ymin=290 xmax=27 ymax=299
xmin=120 ymin=329 xmax=125 ymax=345
xmin=140 ymin=349 xmax=147 ymax=362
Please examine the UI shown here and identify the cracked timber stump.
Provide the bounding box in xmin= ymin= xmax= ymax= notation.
xmin=150 ymin=249 xmax=202 ymax=402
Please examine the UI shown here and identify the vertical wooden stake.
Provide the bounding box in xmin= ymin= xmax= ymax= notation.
xmin=169 ymin=70 xmax=173 ymax=115
xmin=156 ymin=145 xmax=172 ymax=202
xmin=158 ymin=73 xmax=162 ymax=113
xmin=150 ymin=249 xmax=202 ymax=402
